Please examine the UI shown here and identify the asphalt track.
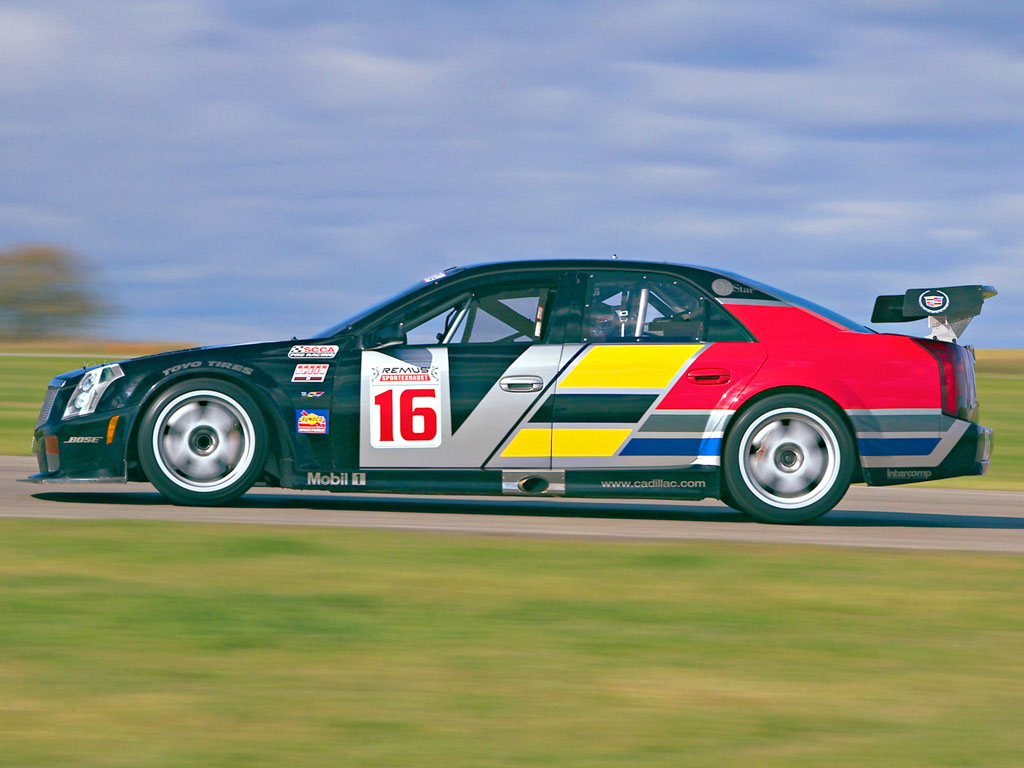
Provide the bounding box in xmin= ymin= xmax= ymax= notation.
xmin=2 ymin=456 xmax=1023 ymax=553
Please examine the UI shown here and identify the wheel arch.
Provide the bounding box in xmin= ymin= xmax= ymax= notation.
xmin=723 ymin=385 xmax=863 ymax=483
xmin=125 ymin=371 xmax=293 ymax=485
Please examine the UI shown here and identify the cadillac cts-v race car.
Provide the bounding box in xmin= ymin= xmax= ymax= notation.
xmin=25 ymin=260 xmax=995 ymax=523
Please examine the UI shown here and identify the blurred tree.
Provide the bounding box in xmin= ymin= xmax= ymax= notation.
xmin=0 ymin=245 xmax=110 ymax=337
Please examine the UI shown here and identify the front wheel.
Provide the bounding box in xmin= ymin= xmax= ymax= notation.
xmin=138 ymin=378 xmax=268 ymax=506
xmin=722 ymin=394 xmax=854 ymax=524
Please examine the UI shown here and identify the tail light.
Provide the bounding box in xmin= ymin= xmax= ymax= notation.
xmin=913 ymin=338 xmax=977 ymax=420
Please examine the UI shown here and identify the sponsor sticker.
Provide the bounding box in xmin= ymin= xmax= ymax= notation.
xmin=364 ymin=351 xmax=445 ymax=449
xmin=886 ymin=469 xmax=932 ymax=481
xmin=711 ymin=279 xmax=754 ymax=297
xmin=64 ymin=436 xmax=102 ymax=444
xmin=918 ymin=290 xmax=950 ymax=314
xmin=162 ymin=361 xmax=253 ymax=376
xmin=600 ymin=479 xmax=706 ymax=489
xmin=288 ymin=344 xmax=339 ymax=359
xmin=292 ymin=364 xmax=329 ymax=383
xmin=422 ymin=270 xmax=447 ymax=283
xmin=306 ymin=471 xmax=366 ymax=487
xmin=296 ymin=409 xmax=329 ymax=435
xmin=300 ymin=391 xmax=326 ymax=398
xmin=711 ymin=278 xmax=734 ymax=296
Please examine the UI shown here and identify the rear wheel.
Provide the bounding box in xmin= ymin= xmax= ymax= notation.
xmin=722 ymin=394 xmax=853 ymax=524
xmin=138 ymin=378 xmax=267 ymax=506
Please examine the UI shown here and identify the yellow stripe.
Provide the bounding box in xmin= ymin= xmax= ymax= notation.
xmin=500 ymin=428 xmax=550 ymax=458
xmin=553 ymin=428 xmax=631 ymax=457
xmin=500 ymin=427 xmax=632 ymax=458
xmin=560 ymin=344 xmax=703 ymax=389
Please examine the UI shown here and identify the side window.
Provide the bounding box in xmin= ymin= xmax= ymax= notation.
xmin=402 ymin=300 xmax=465 ymax=346
xmin=583 ymin=271 xmax=747 ymax=343
xmin=453 ymin=286 xmax=553 ymax=344
xmin=390 ymin=280 xmax=558 ymax=346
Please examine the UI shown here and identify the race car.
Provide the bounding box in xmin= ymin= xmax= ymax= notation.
xmin=25 ymin=260 xmax=995 ymax=523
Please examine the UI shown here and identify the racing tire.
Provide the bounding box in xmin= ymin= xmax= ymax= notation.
xmin=722 ymin=394 xmax=854 ymax=524
xmin=138 ymin=378 xmax=267 ymax=506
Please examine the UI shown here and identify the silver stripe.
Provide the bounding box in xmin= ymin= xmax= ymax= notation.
xmin=860 ymin=420 xmax=970 ymax=468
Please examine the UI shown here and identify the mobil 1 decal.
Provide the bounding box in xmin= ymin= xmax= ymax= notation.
xmin=362 ymin=348 xmax=447 ymax=449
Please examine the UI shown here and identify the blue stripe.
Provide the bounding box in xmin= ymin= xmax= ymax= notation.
xmin=620 ymin=437 xmax=722 ymax=457
xmin=858 ymin=437 xmax=940 ymax=457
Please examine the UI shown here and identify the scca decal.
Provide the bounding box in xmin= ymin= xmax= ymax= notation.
xmin=288 ymin=345 xmax=339 ymax=359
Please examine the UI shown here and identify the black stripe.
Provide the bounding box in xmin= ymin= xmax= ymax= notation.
xmin=530 ymin=394 xmax=657 ymax=424
xmin=448 ymin=346 xmax=527 ymax=433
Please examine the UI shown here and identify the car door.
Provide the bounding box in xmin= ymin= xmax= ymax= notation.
xmin=503 ymin=268 xmax=767 ymax=471
xmin=355 ymin=272 xmax=572 ymax=470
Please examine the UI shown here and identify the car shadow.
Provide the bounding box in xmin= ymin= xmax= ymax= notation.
xmin=29 ymin=490 xmax=1024 ymax=529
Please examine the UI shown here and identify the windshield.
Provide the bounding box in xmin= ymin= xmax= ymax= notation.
xmin=313 ymin=281 xmax=427 ymax=338
xmin=719 ymin=270 xmax=870 ymax=333
xmin=314 ymin=266 xmax=464 ymax=338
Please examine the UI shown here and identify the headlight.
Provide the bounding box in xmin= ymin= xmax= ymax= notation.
xmin=62 ymin=364 xmax=125 ymax=420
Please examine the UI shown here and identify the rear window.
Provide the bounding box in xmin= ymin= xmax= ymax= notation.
xmin=720 ymin=271 xmax=870 ymax=333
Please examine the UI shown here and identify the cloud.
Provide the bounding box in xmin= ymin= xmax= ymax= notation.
xmin=0 ymin=0 xmax=1021 ymax=346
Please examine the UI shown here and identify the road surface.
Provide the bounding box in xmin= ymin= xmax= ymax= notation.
xmin=3 ymin=456 xmax=1023 ymax=553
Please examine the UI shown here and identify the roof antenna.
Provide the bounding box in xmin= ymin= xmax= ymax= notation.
xmin=612 ymin=225 xmax=619 ymax=260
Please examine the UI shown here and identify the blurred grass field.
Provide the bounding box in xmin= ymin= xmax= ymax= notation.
xmin=1 ymin=344 xmax=1021 ymax=489
xmin=1 ymin=520 xmax=1023 ymax=768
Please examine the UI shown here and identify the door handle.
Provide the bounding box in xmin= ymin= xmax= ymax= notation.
xmin=500 ymin=375 xmax=544 ymax=393
xmin=686 ymin=368 xmax=731 ymax=385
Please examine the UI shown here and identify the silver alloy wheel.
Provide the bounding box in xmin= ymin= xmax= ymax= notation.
xmin=151 ymin=390 xmax=256 ymax=493
xmin=737 ymin=407 xmax=841 ymax=509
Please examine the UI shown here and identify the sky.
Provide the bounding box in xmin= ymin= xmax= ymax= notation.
xmin=1 ymin=0 xmax=1022 ymax=345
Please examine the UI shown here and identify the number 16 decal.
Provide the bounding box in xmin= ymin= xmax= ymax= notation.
xmin=373 ymin=388 xmax=439 ymax=444
xmin=364 ymin=349 xmax=446 ymax=450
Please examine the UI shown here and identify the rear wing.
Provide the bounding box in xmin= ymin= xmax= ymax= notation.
xmin=871 ymin=285 xmax=997 ymax=344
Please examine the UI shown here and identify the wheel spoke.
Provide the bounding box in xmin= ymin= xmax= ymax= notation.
xmin=780 ymin=420 xmax=819 ymax=451
xmin=773 ymin=473 xmax=809 ymax=495
xmin=201 ymin=405 xmax=238 ymax=437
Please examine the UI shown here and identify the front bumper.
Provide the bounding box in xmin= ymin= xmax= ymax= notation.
xmin=23 ymin=408 xmax=132 ymax=484
xmin=863 ymin=423 xmax=992 ymax=486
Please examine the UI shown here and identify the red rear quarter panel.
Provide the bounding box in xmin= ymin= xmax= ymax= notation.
xmin=725 ymin=304 xmax=939 ymax=411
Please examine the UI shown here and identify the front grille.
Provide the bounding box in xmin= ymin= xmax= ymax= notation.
xmin=36 ymin=386 xmax=60 ymax=428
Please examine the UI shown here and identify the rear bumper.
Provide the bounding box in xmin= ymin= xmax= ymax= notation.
xmin=864 ymin=423 xmax=991 ymax=486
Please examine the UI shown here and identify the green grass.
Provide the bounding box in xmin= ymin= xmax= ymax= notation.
xmin=1 ymin=346 xmax=1022 ymax=489
xmin=1 ymin=520 xmax=1023 ymax=767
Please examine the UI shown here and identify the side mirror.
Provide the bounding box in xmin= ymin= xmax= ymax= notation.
xmin=364 ymin=322 xmax=406 ymax=349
